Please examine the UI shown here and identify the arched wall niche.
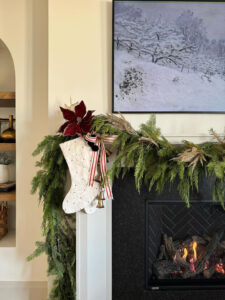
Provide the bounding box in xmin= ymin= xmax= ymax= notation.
xmin=0 ymin=37 xmax=16 ymax=248
xmin=0 ymin=39 xmax=15 ymax=92
xmin=0 ymin=1 xmax=48 ymax=292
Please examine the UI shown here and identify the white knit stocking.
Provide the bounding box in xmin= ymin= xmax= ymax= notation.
xmin=60 ymin=137 xmax=100 ymax=214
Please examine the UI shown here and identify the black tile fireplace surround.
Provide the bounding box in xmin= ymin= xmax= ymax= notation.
xmin=112 ymin=171 xmax=225 ymax=300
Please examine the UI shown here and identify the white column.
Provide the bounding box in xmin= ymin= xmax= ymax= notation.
xmin=77 ymin=200 xmax=112 ymax=300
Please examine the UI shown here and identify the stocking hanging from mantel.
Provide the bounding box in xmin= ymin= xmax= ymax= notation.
xmin=60 ymin=137 xmax=101 ymax=214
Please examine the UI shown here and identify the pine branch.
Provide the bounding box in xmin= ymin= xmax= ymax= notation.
xmin=209 ymin=128 xmax=225 ymax=146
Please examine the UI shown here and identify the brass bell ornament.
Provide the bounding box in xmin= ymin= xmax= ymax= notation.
xmin=97 ymin=189 xmax=105 ymax=209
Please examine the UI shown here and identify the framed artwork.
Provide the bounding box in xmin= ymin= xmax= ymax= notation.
xmin=112 ymin=0 xmax=225 ymax=113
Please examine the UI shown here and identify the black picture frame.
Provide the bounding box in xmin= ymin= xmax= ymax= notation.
xmin=112 ymin=0 xmax=225 ymax=113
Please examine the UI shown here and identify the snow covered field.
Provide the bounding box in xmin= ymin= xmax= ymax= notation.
xmin=113 ymin=2 xmax=225 ymax=112
xmin=114 ymin=51 xmax=225 ymax=112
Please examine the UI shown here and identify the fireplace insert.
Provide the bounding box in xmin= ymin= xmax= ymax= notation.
xmin=112 ymin=171 xmax=225 ymax=300
xmin=146 ymin=202 xmax=225 ymax=290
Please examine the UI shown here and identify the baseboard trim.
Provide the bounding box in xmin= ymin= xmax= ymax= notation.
xmin=0 ymin=281 xmax=48 ymax=300
xmin=77 ymin=212 xmax=88 ymax=300
xmin=0 ymin=281 xmax=47 ymax=289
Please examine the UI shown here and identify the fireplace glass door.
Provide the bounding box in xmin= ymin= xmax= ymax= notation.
xmin=146 ymin=202 xmax=225 ymax=290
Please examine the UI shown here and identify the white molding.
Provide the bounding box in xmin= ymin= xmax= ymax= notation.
xmin=76 ymin=211 xmax=88 ymax=300
xmin=76 ymin=157 xmax=114 ymax=300
xmin=0 ymin=281 xmax=47 ymax=300
xmin=0 ymin=281 xmax=47 ymax=288
xmin=106 ymin=200 xmax=112 ymax=300
xmin=77 ymin=208 xmax=110 ymax=300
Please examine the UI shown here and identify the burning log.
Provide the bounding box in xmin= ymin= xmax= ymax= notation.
xmin=173 ymin=252 xmax=190 ymax=268
xmin=181 ymin=237 xmax=193 ymax=248
xmin=192 ymin=235 xmax=208 ymax=245
xmin=181 ymin=231 xmax=224 ymax=279
xmin=203 ymin=265 xmax=216 ymax=279
xmin=158 ymin=244 xmax=168 ymax=260
xmin=163 ymin=234 xmax=176 ymax=258
xmin=153 ymin=260 xmax=181 ymax=279
xmin=196 ymin=230 xmax=224 ymax=274
xmin=155 ymin=230 xmax=225 ymax=280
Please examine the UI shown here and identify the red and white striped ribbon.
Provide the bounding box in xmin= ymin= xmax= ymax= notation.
xmin=85 ymin=133 xmax=117 ymax=199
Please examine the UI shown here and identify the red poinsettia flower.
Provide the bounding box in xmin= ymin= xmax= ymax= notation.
xmin=58 ymin=101 xmax=94 ymax=136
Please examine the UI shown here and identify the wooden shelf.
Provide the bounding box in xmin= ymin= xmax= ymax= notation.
xmin=0 ymin=92 xmax=15 ymax=108
xmin=0 ymin=190 xmax=16 ymax=202
xmin=0 ymin=143 xmax=16 ymax=151
xmin=0 ymin=92 xmax=15 ymax=99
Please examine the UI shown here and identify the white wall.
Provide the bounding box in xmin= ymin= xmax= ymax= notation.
xmin=48 ymin=0 xmax=225 ymax=152
xmin=0 ymin=0 xmax=48 ymax=290
xmin=48 ymin=1 xmax=225 ymax=300
xmin=49 ymin=1 xmax=113 ymax=299
xmin=0 ymin=42 xmax=15 ymax=92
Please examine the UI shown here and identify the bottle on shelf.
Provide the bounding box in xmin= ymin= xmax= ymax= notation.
xmin=1 ymin=115 xmax=15 ymax=143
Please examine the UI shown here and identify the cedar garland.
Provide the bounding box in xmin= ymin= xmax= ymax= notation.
xmin=28 ymin=135 xmax=76 ymax=300
xmin=92 ymin=114 xmax=225 ymax=208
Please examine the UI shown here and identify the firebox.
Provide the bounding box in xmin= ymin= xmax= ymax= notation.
xmin=112 ymin=171 xmax=225 ymax=300
xmin=146 ymin=202 xmax=225 ymax=290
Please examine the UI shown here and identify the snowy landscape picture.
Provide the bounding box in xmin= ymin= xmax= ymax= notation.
xmin=113 ymin=1 xmax=225 ymax=112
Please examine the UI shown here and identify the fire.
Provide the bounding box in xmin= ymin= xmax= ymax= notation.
xmin=182 ymin=248 xmax=188 ymax=260
xmin=173 ymin=240 xmax=225 ymax=276
xmin=174 ymin=247 xmax=188 ymax=263
xmin=189 ymin=241 xmax=198 ymax=273
xmin=192 ymin=241 xmax=197 ymax=262
xmin=160 ymin=234 xmax=225 ymax=279
xmin=216 ymin=260 xmax=225 ymax=275
xmin=189 ymin=259 xmax=196 ymax=273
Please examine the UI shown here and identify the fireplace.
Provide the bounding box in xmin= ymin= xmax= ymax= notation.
xmin=112 ymin=171 xmax=225 ymax=300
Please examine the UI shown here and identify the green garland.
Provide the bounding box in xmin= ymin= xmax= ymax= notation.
xmin=28 ymin=135 xmax=76 ymax=300
xmin=29 ymin=114 xmax=225 ymax=300
xmin=92 ymin=114 xmax=225 ymax=208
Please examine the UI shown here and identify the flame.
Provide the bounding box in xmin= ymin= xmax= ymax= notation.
xmin=189 ymin=242 xmax=198 ymax=273
xmin=182 ymin=248 xmax=188 ymax=260
xmin=168 ymin=238 xmax=225 ymax=277
xmin=192 ymin=241 xmax=197 ymax=262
